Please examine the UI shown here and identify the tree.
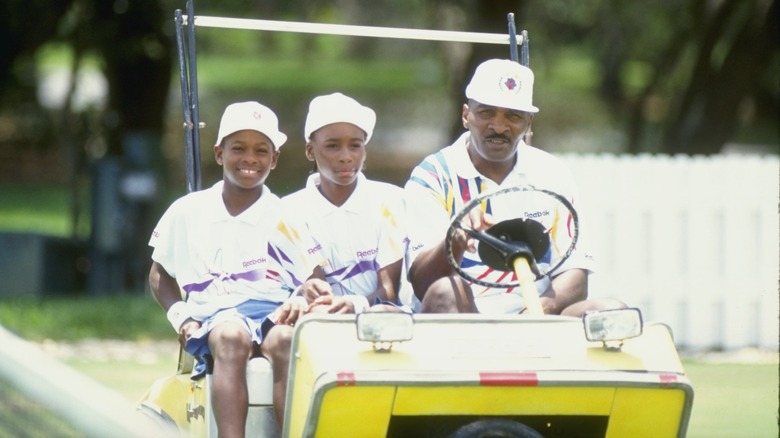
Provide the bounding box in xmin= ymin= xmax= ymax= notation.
xmin=90 ymin=0 xmax=173 ymax=156
xmin=0 ymin=0 xmax=74 ymax=150
xmin=659 ymin=0 xmax=777 ymax=154
xmin=540 ymin=0 xmax=778 ymax=154
xmin=610 ymin=0 xmax=779 ymax=154
xmin=433 ymin=0 xmax=778 ymax=154
xmin=0 ymin=0 xmax=174 ymax=292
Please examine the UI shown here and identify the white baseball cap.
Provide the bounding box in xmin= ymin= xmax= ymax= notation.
xmin=215 ymin=101 xmax=288 ymax=149
xmin=465 ymin=59 xmax=539 ymax=113
xmin=304 ymin=92 xmax=376 ymax=143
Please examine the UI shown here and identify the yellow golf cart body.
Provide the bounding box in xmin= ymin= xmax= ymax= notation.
xmin=284 ymin=313 xmax=692 ymax=437
xmin=140 ymin=311 xmax=692 ymax=437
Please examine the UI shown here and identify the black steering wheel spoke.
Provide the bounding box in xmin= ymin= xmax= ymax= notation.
xmin=445 ymin=185 xmax=579 ymax=289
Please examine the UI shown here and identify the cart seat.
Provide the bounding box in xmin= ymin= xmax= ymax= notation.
xmin=246 ymin=357 xmax=274 ymax=405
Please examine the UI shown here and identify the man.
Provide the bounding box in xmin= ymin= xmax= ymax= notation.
xmin=405 ymin=59 xmax=623 ymax=315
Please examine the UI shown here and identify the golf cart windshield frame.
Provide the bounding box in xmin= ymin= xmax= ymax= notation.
xmin=173 ymin=0 xmax=529 ymax=195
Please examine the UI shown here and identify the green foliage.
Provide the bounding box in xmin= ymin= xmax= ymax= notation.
xmin=542 ymin=50 xmax=600 ymax=91
xmin=0 ymin=185 xmax=88 ymax=238
xmin=198 ymin=56 xmax=436 ymax=93
xmin=35 ymin=43 xmax=103 ymax=72
xmin=189 ymin=19 xmax=447 ymax=95
xmin=0 ymin=294 xmax=170 ymax=342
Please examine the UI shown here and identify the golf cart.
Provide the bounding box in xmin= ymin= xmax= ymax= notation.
xmin=138 ymin=3 xmax=694 ymax=437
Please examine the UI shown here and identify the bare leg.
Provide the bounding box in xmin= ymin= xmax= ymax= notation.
xmin=260 ymin=324 xmax=294 ymax=429
xmin=208 ymin=322 xmax=253 ymax=438
xmin=421 ymin=276 xmax=477 ymax=313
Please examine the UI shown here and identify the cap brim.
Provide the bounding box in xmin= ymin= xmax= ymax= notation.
xmin=469 ymin=96 xmax=538 ymax=114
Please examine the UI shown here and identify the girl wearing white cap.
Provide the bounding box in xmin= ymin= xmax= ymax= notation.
xmin=148 ymin=101 xmax=316 ymax=435
xmin=282 ymin=92 xmax=408 ymax=313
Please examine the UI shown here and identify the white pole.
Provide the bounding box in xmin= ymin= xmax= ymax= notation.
xmin=0 ymin=326 xmax=176 ymax=438
xmin=183 ymin=15 xmax=516 ymax=45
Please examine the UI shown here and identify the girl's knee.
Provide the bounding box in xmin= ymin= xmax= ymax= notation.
xmin=210 ymin=323 xmax=253 ymax=355
xmin=262 ymin=324 xmax=294 ymax=358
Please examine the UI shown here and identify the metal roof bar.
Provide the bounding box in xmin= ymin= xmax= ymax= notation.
xmin=182 ymin=15 xmax=520 ymax=45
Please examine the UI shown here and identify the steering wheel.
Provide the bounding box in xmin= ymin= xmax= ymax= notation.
xmin=444 ymin=185 xmax=579 ymax=290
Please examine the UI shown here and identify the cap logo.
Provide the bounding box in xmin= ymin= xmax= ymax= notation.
xmin=499 ymin=74 xmax=521 ymax=94
xmin=252 ymin=111 xmax=262 ymax=120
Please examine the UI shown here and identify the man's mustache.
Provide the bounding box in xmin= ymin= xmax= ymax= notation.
xmin=485 ymin=133 xmax=511 ymax=142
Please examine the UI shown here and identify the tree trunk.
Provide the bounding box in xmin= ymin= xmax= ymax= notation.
xmin=662 ymin=0 xmax=777 ymax=154
xmin=92 ymin=0 xmax=173 ymax=156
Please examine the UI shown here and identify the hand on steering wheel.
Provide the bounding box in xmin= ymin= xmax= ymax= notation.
xmin=445 ymin=185 xmax=579 ymax=290
xmin=450 ymin=207 xmax=498 ymax=255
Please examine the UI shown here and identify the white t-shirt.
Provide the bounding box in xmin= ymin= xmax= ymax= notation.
xmin=149 ymin=181 xmax=316 ymax=321
xmin=282 ymin=172 xmax=407 ymax=299
xmin=405 ymin=133 xmax=595 ymax=314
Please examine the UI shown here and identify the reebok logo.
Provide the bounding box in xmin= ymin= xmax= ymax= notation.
xmin=242 ymin=258 xmax=267 ymax=268
xmin=356 ymin=248 xmax=378 ymax=258
xmin=524 ymin=210 xmax=550 ymax=219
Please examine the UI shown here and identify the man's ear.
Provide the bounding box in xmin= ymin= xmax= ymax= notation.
xmin=525 ymin=115 xmax=534 ymax=134
xmin=461 ymin=103 xmax=470 ymax=128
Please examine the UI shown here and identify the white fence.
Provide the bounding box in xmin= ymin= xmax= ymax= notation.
xmin=562 ymin=154 xmax=779 ymax=351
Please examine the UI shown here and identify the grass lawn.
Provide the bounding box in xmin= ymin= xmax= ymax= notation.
xmin=683 ymin=361 xmax=778 ymax=438
xmin=65 ymin=346 xmax=178 ymax=403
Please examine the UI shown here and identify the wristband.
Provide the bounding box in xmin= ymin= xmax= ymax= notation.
xmin=343 ymin=295 xmax=370 ymax=314
xmin=166 ymin=301 xmax=193 ymax=332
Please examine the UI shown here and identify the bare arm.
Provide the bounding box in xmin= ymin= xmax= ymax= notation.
xmin=149 ymin=261 xmax=200 ymax=344
xmin=314 ymin=258 xmax=405 ymax=314
xmin=298 ymin=265 xmax=332 ymax=304
xmin=408 ymin=239 xmax=461 ymax=298
xmin=148 ymin=261 xmax=183 ymax=311
xmin=371 ymin=259 xmax=403 ymax=304
xmin=409 ymin=209 xmax=494 ymax=299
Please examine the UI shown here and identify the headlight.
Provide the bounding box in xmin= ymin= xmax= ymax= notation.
xmin=583 ymin=308 xmax=643 ymax=350
xmin=356 ymin=312 xmax=414 ymax=352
